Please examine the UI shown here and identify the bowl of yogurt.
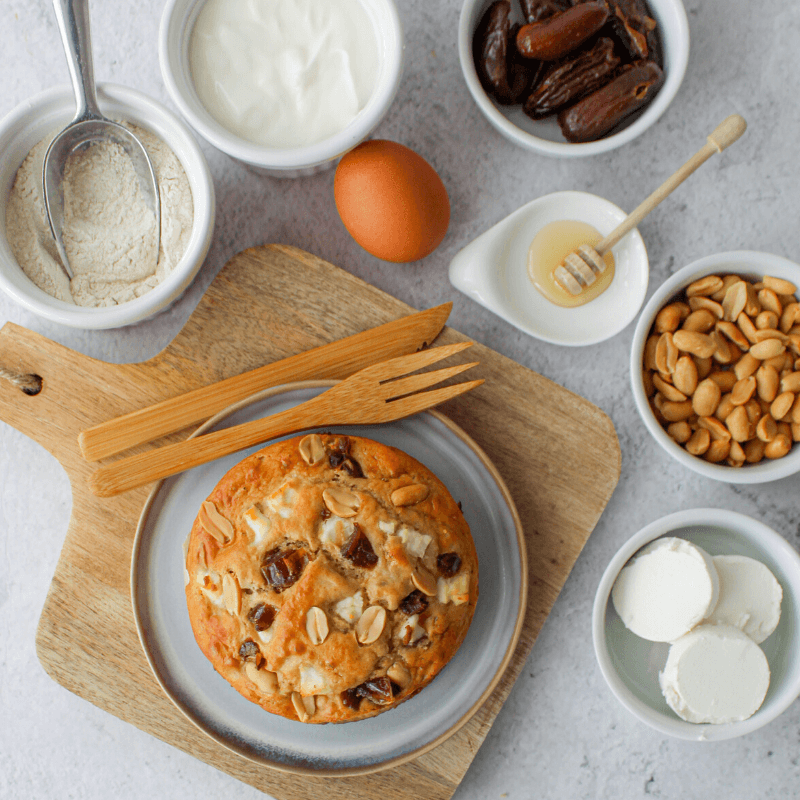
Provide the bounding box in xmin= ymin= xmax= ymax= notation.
xmin=160 ymin=0 xmax=404 ymax=176
xmin=592 ymin=508 xmax=800 ymax=741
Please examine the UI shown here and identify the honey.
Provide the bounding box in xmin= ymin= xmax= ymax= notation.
xmin=527 ymin=219 xmax=615 ymax=308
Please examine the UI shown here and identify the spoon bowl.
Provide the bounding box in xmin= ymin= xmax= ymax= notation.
xmin=42 ymin=0 xmax=160 ymax=280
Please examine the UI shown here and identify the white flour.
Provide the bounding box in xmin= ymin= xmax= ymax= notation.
xmin=6 ymin=122 xmax=193 ymax=307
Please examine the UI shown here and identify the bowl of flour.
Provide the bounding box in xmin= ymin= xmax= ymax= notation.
xmin=0 ymin=83 xmax=214 ymax=328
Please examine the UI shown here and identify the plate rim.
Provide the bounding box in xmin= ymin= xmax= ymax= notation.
xmin=131 ymin=379 xmax=528 ymax=777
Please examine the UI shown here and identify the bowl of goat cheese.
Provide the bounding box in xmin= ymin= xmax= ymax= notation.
xmin=592 ymin=508 xmax=800 ymax=740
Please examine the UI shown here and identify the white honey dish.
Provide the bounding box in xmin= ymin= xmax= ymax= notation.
xmin=458 ymin=0 xmax=689 ymax=158
xmin=159 ymin=0 xmax=404 ymax=177
xmin=630 ymin=251 xmax=800 ymax=484
xmin=449 ymin=190 xmax=648 ymax=346
xmin=593 ymin=508 xmax=800 ymax=741
xmin=0 ymin=83 xmax=215 ymax=330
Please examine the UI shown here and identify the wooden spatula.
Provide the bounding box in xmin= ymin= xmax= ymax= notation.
xmin=555 ymin=114 xmax=748 ymax=295
xmin=89 ymin=341 xmax=482 ymax=497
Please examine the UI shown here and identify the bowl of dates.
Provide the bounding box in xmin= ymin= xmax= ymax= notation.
xmin=459 ymin=0 xmax=689 ymax=156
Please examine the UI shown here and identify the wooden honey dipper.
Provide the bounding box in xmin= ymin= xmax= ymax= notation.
xmin=554 ymin=114 xmax=748 ymax=296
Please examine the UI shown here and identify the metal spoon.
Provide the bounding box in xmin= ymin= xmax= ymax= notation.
xmin=42 ymin=0 xmax=160 ymax=281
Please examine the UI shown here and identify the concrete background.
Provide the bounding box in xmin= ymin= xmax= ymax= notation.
xmin=1 ymin=0 xmax=799 ymax=797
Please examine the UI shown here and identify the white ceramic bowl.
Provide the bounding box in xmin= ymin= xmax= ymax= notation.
xmin=458 ymin=0 xmax=689 ymax=157
xmin=593 ymin=508 xmax=800 ymax=741
xmin=159 ymin=0 xmax=404 ymax=176
xmin=449 ymin=190 xmax=648 ymax=346
xmin=630 ymin=251 xmax=800 ymax=483
xmin=0 ymin=83 xmax=215 ymax=330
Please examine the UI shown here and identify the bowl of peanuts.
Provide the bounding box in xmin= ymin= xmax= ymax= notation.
xmin=631 ymin=251 xmax=800 ymax=483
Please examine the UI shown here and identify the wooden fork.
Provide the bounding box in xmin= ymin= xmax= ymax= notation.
xmin=88 ymin=341 xmax=482 ymax=497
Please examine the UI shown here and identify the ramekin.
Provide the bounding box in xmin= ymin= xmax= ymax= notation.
xmin=458 ymin=0 xmax=690 ymax=158
xmin=593 ymin=508 xmax=800 ymax=741
xmin=0 ymin=83 xmax=215 ymax=329
xmin=159 ymin=0 xmax=404 ymax=176
xmin=630 ymin=251 xmax=800 ymax=484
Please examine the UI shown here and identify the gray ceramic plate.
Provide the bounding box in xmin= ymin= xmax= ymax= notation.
xmin=132 ymin=382 xmax=526 ymax=775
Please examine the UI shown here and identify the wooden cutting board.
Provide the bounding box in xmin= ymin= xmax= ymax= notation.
xmin=0 ymin=245 xmax=620 ymax=799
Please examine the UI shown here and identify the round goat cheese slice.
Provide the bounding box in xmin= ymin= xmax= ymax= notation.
xmin=659 ymin=624 xmax=770 ymax=724
xmin=704 ymin=555 xmax=783 ymax=644
xmin=611 ymin=537 xmax=719 ymax=642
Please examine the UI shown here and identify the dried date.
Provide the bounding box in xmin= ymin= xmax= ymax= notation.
xmin=437 ymin=552 xmax=462 ymax=577
xmin=521 ymin=0 xmax=571 ymax=23
xmin=248 ymin=603 xmax=277 ymax=631
xmin=557 ymin=59 xmax=664 ymax=142
xmin=399 ymin=590 xmax=429 ymax=616
xmin=516 ymin=2 xmax=609 ymax=61
xmin=341 ymin=524 xmax=379 ymax=568
xmin=261 ymin=547 xmax=308 ymax=592
xmin=524 ymin=36 xmax=620 ymax=119
xmin=473 ymin=0 xmax=533 ymax=104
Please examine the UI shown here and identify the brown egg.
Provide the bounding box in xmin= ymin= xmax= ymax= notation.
xmin=334 ymin=140 xmax=450 ymax=263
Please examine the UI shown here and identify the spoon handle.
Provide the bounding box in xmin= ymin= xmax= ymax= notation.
xmin=53 ymin=0 xmax=101 ymax=121
xmin=596 ymin=115 xmax=747 ymax=255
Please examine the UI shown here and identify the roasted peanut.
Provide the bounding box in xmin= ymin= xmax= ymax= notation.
xmin=742 ymin=438 xmax=766 ymax=463
xmin=717 ymin=320 xmax=751 ymax=351
xmin=705 ymin=439 xmax=731 ymax=463
xmin=755 ymin=310 xmax=779 ymax=330
xmin=756 ymin=415 xmax=777 ymax=442
xmin=689 ymin=296 xmax=724 ymax=318
xmin=646 ymin=273 xmax=798 ymax=466
xmin=757 ymin=288 xmax=782 ymax=316
xmin=686 ymin=275 xmax=724 ymax=298
xmin=765 ymin=433 xmax=792 ymax=459
xmin=708 ymin=371 xmax=737 ymax=392
xmin=685 ymin=428 xmax=711 ymax=456
xmin=756 ymin=364 xmax=780 ymax=402
xmin=655 ymin=332 xmax=678 ymax=374
xmin=750 ymin=338 xmax=786 ymax=360
xmin=673 ymin=330 xmax=716 ymax=358
xmin=667 ymin=421 xmax=692 ymax=443
xmin=732 ymin=352 xmax=759 ymax=381
xmin=673 ymin=356 xmax=698 ymax=396
xmin=771 ymin=391 xmax=795 ymax=420
xmin=661 ymin=399 xmax=694 ymax=422
xmin=653 ymin=373 xmax=686 ymax=402
xmin=682 ymin=309 xmax=716 ymax=333
xmin=642 ymin=369 xmax=655 ymax=397
xmin=692 ymin=379 xmax=721 ymax=417
xmin=725 ymin=405 xmax=750 ymax=442
xmin=715 ymin=393 xmax=735 ymax=421
xmin=730 ymin=376 xmax=756 ymax=406
xmin=781 ymin=372 xmax=800 ymax=393
xmin=698 ymin=415 xmax=731 ymax=442
xmin=780 ymin=303 xmax=800 ymax=334
xmin=763 ymin=276 xmax=798 ymax=295
xmin=737 ymin=312 xmax=759 ymax=344
xmin=694 ymin=356 xmax=713 ymax=379
xmin=722 ymin=281 xmax=748 ymax=322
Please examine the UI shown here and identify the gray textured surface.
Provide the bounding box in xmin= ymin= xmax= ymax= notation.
xmin=1 ymin=1 xmax=799 ymax=798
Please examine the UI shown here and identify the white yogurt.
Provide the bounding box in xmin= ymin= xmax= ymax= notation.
xmin=189 ymin=0 xmax=379 ymax=148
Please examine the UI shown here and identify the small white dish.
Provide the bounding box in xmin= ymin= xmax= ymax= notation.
xmin=630 ymin=250 xmax=800 ymax=483
xmin=0 ymin=83 xmax=214 ymax=329
xmin=132 ymin=382 xmax=526 ymax=775
xmin=159 ymin=0 xmax=404 ymax=176
xmin=458 ymin=0 xmax=689 ymax=158
xmin=449 ymin=190 xmax=648 ymax=346
xmin=593 ymin=508 xmax=800 ymax=741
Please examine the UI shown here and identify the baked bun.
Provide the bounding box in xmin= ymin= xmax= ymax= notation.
xmin=184 ymin=433 xmax=478 ymax=723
